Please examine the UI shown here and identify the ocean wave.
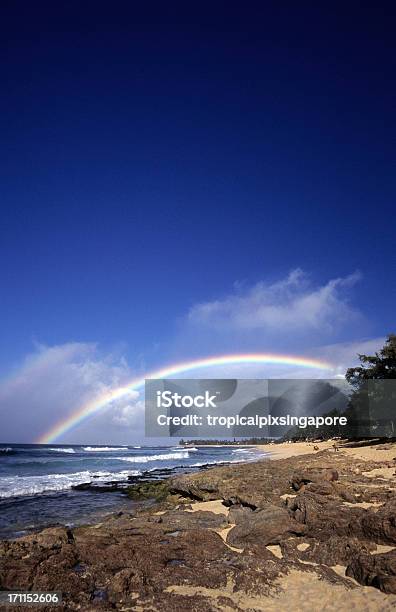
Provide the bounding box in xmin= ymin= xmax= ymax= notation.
xmin=0 ymin=469 xmax=141 ymax=498
xmin=0 ymin=447 xmax=13 ymax=454
xmin=117 ymin=451 xmax=190 ymax=463
xmin=48 ymin=447 xmax=75 ymax=453
xmin=83 ymin=446 xmax=128 ymax=452
xmin=172 ymin=447 xmax=198 ymax=452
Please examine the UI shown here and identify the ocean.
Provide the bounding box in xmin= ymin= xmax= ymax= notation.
xmin=0 ymin=444 xmax=267 ymax=539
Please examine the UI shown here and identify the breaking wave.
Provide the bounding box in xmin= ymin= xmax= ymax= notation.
xmin=117 ymin=451 xmax=190 ymax=463
xmin=0 ymin=469 xmax=141 ymax=498
xmin=83 ymin=446 xmax=128 ymax=452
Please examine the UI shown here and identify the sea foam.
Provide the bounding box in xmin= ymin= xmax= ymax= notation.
xmin=0 ymin=469 xmax=141 ymax=498
xmin=116 ymin=451 xmax=190 ymax=463
xmin=83 ymin=446 xmax=128 ymax=452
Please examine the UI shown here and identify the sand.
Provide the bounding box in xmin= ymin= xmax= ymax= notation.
xmin=219 ymin=439 xmax=396 ymax=610
xmin=184 ymin=499 xmax=229 ymax=515
xmin=271 ymin=569 xmax=396 ymax=611
xmin=165 ymin=508 xmax=396 ymax=611
xmin=259 ymin=439 xmax=396 ymax=464
xmin=165 ymin=567 xmax=396 ymax=611
xmin=6 ymin=440 xmax=396 ymax=611
xmin=114 ymin=441 xmax=396 ymax=610
xmin=258 ymin=439 xmax=337 ymax=460
xmin=343 ymin=443 xmax=396 ymax=463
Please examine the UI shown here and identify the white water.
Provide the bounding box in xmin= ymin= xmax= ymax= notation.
xmin=117 ymin=451 xmax=190 ymax=463
xmin=83 ymin=446 xmax=128 ymax=452
xmin=0 ymin=469 xmax=141 ymax=498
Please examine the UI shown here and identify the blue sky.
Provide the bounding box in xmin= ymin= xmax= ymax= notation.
xmin=0 ymin=3 xmax=395 ymax=442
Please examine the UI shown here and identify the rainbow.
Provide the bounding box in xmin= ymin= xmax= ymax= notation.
xmin=37 ymin=352 xmax=332 ymax=443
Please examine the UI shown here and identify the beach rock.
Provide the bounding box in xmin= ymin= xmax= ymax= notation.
xmin=170 ymin=460 xmax=299 ymax=509
xmin=361 ymin=499 xmax=396 ymax=544
xmin=170 ymin=475 xmax=223 ymax=502
xmin=227 ymin=504 xmax=254 ymax=524
xmin=346 ymin=550 xmax=396 ymax=593
xmin=3 ymin=448 xmax=396 ymax=607
xmin=161 ymin=508 xmax=227 ymax=531
xmin=0 ymin=520 xmax=288 ymax=611
xmin=281 ymin=535 xmax=375 ymax=566
xmin=127 ymin=479 xmax=171 ymax=502
xmin=286 ymin=492 xmax=365 ymax=539
xmin=291 ymin=468 xmax=339 ymax=491
xmin=227 ymin=503 xmax=306 ymax=547
xmin=302 ymin=481 xmax=357 ymax=503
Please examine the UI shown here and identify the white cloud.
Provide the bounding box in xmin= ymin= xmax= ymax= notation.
xmin=0 ymin=270 xmax=382 ymax=444
xmin=0 ymin=343 xmax=143 ymax=443
xmin=112 ymin=399 xmax=145 ymax=426
xmin=188 ymin=269 xmax=362 ymax=333
xmin=314 ymin=337 xmax=385 ymax=377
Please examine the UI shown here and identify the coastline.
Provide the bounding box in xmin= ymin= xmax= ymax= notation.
xmin=0 ymin=445 xmax=265 ymax=539
xmin=2 ymin=441 xmax=396 ymax=610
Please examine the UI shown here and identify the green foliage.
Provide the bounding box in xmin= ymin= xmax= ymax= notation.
xmin=284 ymin=335 xmax=396 ymax=441
xmin=346 ymin=334 xmax=396 ymax=386
xmin=344 ymin=334 xmax=396 ymax=438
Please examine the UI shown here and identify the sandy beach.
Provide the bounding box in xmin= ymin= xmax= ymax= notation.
xmin=2 ymin=441 xmax=396 ymax=611
xmin=259 ymin=439 xmax=338 ymax=459
xmin=251 ymin=441 xmax=396 ymax=610
xmin=262 ymin=439 xmax=396 ymax=463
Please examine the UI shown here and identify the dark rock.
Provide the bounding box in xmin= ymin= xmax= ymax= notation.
xmin=346 ymin=550 xmax=396 ymax=593
xmin=361 ymin=499 xmax=396 ymax=544
xmin=303 ymin=481 xmax=357 ymax=503
xmin=281 ymin=536 xmax=375 ymax=566
xmin=228 ymin=504 xmax=254 ymax=524
xmin=227 ymin=503 xmax=306 ymax=547
xmin=127 ymin=479 xmax=170 ymax=502
xmin=2 ymin=447 xmax=396 ymax=607
xmin=287 ymin=492 xmax=365 ymax=540
xmin=92 ymin=588 xmax=108 ymax=603
xmin=291 ymin=468 xmax=339 ymax=491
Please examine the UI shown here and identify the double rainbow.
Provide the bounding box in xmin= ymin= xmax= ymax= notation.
xmin=37 ymin=352 xmax=332 ymax=443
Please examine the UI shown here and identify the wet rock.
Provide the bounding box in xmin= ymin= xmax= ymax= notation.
xmin=2 ymin=447 xmax=396 ymax=607
xmin=126 ymin=479 xmax=171 ymax=502
xmin=73 ymin=481 xmax=126 ymax=492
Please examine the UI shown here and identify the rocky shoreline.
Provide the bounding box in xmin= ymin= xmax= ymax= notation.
xmin=2 ymin=443 xmax=396 ymax=610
